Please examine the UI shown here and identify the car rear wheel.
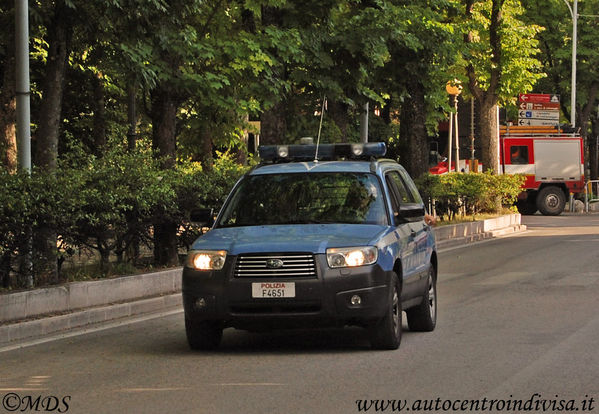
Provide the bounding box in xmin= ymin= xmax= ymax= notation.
xmin=536 ymin=186 xmax=566 ymax=216
xmin=369 ymin=273 xmax=401 ymax=350
xmin=406 ymin=265 xmax=437 ymax=332
xmin=185 ymin=318 xmax=223 ymax=350
xmin=516 ymin=194 xmax=537 ymax=215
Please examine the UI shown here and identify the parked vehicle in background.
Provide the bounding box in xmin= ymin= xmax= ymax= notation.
xmin=430 ymin=125 xmax=584 ymax=216
xmin=501 ymin=125 xmax=584 ymax=216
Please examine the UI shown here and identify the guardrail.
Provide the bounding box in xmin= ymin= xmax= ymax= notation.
xmin=584 ymin=180 xmax=599 ymax=212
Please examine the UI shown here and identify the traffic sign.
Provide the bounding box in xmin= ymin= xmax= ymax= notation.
xmin=518 ymin=102 xmax=560 ymax=111
xmin=518 ymin=110 xmax=560 ymax=121
xmin=519 ymin=93 xmax=560 ymax=103
xmin=518 ymin=119 xmax=560 ymax=126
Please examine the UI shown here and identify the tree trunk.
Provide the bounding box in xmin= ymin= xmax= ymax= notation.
xmin=127 ymin=80 xmax=137 ymax=151
xmin=150 ymin=83 xmax=179 ymax=266
xmin=35 ymin=2 xmax=70 ymax=170
xmin=1 ymin=252 xmax=11 ymax=289
xmin=91 ymin=73 xmax=107 ymax=156
xmin=478 ymin=99 xmax=500 ymax=174
xmin=32 ymin=2 xmax=71 ymax=284
xmin=0 ymin=23 xmax=17 ymax=173
xmin=151 ymin=84 xmax=178 ymax=169
xmin=260 ymin=101 xmax=287 ymax=144
xmin=400 ymin=78 xmax=429 ymax=179
xmin=327 ymin=100 xmax=349 ymax=142
xmin=465 ymin=0 xmax=502 ymax=175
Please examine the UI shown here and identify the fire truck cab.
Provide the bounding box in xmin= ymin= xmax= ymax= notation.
xmin=501 ymin=126 xmax=585 ymax=216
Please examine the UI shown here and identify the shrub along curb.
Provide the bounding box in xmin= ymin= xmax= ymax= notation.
xmin=0 ymin=214 xmax=525 ymax=346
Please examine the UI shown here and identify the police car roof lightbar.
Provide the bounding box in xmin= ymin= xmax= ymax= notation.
xmin=258 ymin=142 xmax=387 ymax=162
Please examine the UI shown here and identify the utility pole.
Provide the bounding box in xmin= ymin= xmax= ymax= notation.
xmin=563 ymin=0 xmax=577 ymax=128
xmin=15 ymin=0 xmax=31 ymax=171
xmin=360 ymin=103 xmax=368 ymax=143
xmin=15 ymin=0 xmax=33 ymax=288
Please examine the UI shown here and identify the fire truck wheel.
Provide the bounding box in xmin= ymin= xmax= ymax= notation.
xmin=536 ymin=186 xmax=566 ymax=216
xmin=516 ymin=197 xmax=537 ymax=215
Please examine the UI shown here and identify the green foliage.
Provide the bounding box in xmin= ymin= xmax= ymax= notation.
xmin=416 ymin=172 xmax=525 ymax=219
xmin=457 ymin=0 xmax=545 ymax=105
xmin=0 ymin=149 xmax=249 ymax=289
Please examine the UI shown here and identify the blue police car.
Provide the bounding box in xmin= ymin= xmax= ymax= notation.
xmin=182 ymin=142 xmax=438 ymax=350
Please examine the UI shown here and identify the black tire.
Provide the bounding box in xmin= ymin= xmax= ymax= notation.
xmin=369 ymin=273 xmax=402 ymax=350
xmin=536 ymin=186 xmax=566 ymax=216
xmin=406 ymin=265 xmax=437 ymax=332
xmin=185 ymin=318 xmax=223 ymax=350
xmin=516 ymin=196 xmax=537 ymax=215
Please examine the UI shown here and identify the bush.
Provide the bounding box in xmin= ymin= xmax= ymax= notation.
xmin=415 ymin=172 xmax=525 ymax=220
xmin=0 ymin=148 xmax=250 ymax=290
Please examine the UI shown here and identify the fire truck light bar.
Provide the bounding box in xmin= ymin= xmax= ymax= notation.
xmin=258 ymin=142 xmax=387 ymax=162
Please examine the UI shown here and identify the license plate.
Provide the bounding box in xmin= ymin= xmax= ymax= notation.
xmin=252 ymin=282 xmax=296 ymax=298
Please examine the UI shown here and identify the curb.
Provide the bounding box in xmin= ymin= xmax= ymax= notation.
xmin=0 ymin=293 xmax=181 ymax=346
xmin=433 ymin=214 xmax=525 ymax=250
xmin=436 ymin=224 xmax=526 ymax=250
xmin=0 ymin=214 xmax=525 ymax=348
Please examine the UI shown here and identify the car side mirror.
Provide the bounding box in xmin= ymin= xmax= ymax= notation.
xmin=190 ymin=208 xmax=215 ymax=227
xmin=394 ymin=204 xmax=425 ymax=225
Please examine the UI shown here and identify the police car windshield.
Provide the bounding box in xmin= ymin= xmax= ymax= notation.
xmin=217 ymin=172 xmax=387 ymax=227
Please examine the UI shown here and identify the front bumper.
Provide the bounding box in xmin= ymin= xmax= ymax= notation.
xmin=182 ymin=255 xmax=392 ymax=330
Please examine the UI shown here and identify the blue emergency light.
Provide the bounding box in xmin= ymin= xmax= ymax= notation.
xmin=258 ymin=142 xmax=387 ymax=162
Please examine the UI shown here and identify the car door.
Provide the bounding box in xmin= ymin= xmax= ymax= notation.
xmin=384 ymin=170 xmax=421 ymax=301
xmin=397 ymin=168 xmax=430 ymax=283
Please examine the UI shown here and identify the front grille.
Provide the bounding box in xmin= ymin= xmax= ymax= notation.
xmin=235 ymin=254 xmax=317 ymax=278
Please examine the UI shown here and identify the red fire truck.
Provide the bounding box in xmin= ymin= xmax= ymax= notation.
xmin=501 ymin=125 xmax=585 ymax=216
xmin=429 ymin=125 xmax=585 ymax=216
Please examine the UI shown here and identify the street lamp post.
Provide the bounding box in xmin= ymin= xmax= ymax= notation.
xmin=563 ymin=0 xmax=577 ymax=128
xmin=446 ymin=80 xmax=462 ymax=172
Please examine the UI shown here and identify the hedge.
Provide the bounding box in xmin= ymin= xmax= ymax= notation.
xmin=0 ymin=147 xmax=249 ymax=289
xmin=415 ymin=172 xmax=525 ymax=220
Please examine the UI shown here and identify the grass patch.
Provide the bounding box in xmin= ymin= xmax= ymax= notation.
xmin=433 ymin=209 xmax=516 ymax=227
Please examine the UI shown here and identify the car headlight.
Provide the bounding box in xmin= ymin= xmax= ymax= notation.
xmin=326 ymin=246 xmax=378 ymax=268
xmin=186 ymin=250 xmax=227 ymax=271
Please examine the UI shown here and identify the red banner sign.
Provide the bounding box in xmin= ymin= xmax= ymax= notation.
xmin=519 ymin=93 xmax=560 ymax=103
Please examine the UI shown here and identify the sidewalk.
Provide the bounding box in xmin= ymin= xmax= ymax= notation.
xmin=0 ymin=214 xmax=525 ymax=348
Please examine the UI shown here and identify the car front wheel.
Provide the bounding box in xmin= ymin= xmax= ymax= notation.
xmin=369 ymin=273 xmax=402 ymax=350
xmin=406 ymin=265 xmax=437 ymax=332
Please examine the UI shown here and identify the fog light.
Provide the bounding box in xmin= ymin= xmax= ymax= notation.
xmin=350 ymin=295 xmax=362 ymax=306
xmin=195 ymin=298 xmax=207 ymax=309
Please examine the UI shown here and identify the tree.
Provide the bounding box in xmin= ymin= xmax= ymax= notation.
xmin=0 ymin=5 xmax=17 ymax=172
xmin=524 ymin=0 xmax=599 ymax=179
xmin=460 ymin=0 xmax=544 ymax=173
xmin=379 ymin=0 xmax=459 ymax=178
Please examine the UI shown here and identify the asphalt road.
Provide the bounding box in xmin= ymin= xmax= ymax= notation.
xmin=1 ymin=215 xmax=598 ymax=414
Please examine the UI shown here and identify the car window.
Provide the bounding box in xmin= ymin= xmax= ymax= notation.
xmin=217 ymin=172 xmax=388 ymax=227
xmin=386 ymin=171 xmax=414 ymax=204
xmin=510 ymin=145 xmax=528 ymax=164
xmin=398 ymin=170 xmax=423 ymax=204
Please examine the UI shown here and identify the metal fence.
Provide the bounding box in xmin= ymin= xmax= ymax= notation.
xmin=585 ymin=180 xmax=599 ymax=212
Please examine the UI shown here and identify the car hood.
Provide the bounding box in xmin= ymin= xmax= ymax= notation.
xmin=190 ymin=224 xmax=390 ymax=255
